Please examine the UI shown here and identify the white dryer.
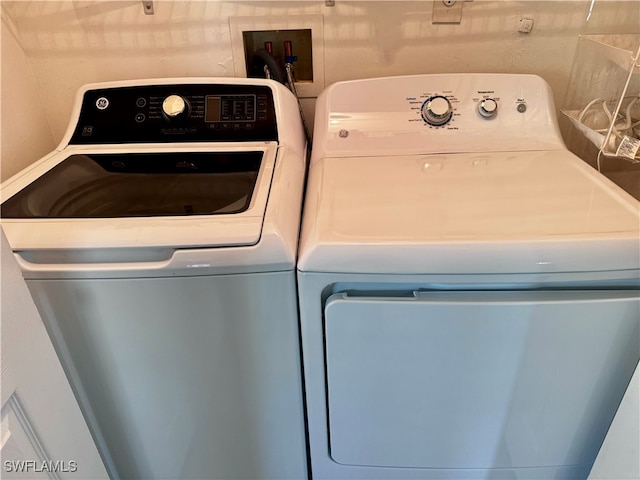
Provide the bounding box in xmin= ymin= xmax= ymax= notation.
xmin=1 ymin=78 xmax=308 ymax=479
xmin=297 ymin=74 xmax=640 ymax=480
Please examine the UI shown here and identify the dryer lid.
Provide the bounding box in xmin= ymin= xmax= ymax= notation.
xmin=297 ymin=150 xmax=640 ymax=275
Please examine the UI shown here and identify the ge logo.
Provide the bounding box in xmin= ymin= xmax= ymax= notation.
xmin=96 ymin=97 xmax=110 ymax=110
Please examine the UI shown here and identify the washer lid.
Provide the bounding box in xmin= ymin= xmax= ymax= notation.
xmin=298 ymin=150 xmax=640 ymax=275
xmin=1 ymin=143 xmax=277 ymax=250
xmin=2 ymin=152 xmax=262 ymax=219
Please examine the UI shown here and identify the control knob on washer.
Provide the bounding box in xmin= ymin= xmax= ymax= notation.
xmin=162 ymin=94 xmax=189 ymax=120
xmin=421 ymin=96 xmax=453 ymax=126
xmin=478 ymin=98 xmax=498 ymax=119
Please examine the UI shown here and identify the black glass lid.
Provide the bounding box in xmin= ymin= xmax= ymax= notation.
xmin=1 ymin=152 xmax=263 ymax=218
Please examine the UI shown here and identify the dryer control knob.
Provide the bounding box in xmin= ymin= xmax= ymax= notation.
xmin=421 ymin=96 xmax=453 ymax=126
xmin=478 ymin=98 xmax=498 ymax=119
xmin=162 ymin=95 xmax=189 ymax=119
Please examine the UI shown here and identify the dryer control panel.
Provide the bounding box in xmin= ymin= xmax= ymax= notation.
xmin=408 ymin=89 xmax=506 ymax=129
xmin=70 ymin=84 xmax=278 ymax=144
xmin=312 ymin=74 xmax=566 ymax=162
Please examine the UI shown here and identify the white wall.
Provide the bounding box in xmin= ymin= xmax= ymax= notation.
xmin=1 ymin=4 xmax=55 ymax=181
xmin=2 ymin=0 xmax=638 ymax=153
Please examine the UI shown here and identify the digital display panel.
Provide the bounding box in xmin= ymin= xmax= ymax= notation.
xmin=205 ymin=95 xmax=256 ymax=123
xmin=205 ymin=96 xmax=222 ymax=122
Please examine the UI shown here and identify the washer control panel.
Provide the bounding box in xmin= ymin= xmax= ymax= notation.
xmin=70 ymin=84 xmax=278 ymax=144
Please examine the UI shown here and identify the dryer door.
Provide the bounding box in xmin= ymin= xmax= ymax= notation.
xmin=324 ymin=290 xmax=639 ymax=470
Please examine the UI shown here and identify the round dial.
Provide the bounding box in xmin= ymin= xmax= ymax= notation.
xmin=421 ymin=95 xmax=453 ymax=126
xmin=478 ymin=98 xmax=498 ymax=119
xmin=162 ymin=95 xmax=189 ymax=119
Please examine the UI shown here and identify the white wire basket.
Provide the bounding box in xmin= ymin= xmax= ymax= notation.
xmin=562 ymin=34 xmax=640 ymax=163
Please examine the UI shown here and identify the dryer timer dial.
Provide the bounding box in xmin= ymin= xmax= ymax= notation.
xmin=421 ymin=96 xmax=453 ymax=126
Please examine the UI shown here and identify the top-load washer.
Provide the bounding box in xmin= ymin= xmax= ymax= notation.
xmin=297 ymin=74 xmax=640 ymax=480
xmin=1 ymin=78 xmax=308 ymax=479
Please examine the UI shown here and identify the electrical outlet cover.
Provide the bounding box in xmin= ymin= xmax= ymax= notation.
xmin=518 ymin=17 xmax=535 ymax=33
xmin=229 ymin=15 xmax=324 ymax=98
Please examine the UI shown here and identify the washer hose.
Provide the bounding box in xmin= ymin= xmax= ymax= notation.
xmin=250 ymin=49 xmax=287 ymax=85
xmin=286 ymin=62 xmax=312 ymax=147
